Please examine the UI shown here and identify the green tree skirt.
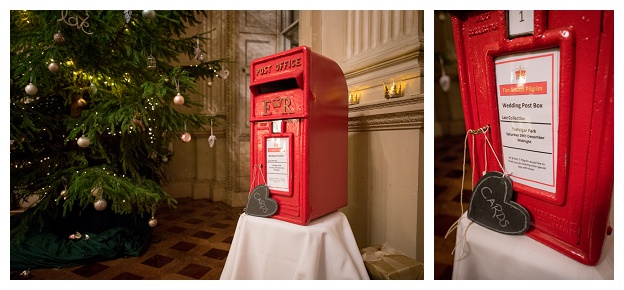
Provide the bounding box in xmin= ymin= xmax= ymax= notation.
xmin=10 ymin=204 xmax=152 ymax=271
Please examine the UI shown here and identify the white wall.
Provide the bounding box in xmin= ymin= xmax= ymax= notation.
xmin=300 ymin=10 xmax=424 ymax=262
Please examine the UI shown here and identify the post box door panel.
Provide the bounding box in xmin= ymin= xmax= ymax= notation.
xmin=451 ymin=10 xmax=613 ymax=265
xmin=251 ymin=119 xmax=304 ymax=219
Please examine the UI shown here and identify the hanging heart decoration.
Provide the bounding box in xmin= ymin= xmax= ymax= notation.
xmin=208 ymin=135 xmax=216 ymax=148
xmin=245 ymin=184 xmax=278 ymax=217
xmin=467 ymin=171 xmax=531 ymax=235
xmin=208 ymin=119 xmax=216 ymax=148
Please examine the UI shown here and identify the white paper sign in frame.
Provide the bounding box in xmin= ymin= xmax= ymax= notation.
xmin=494 ymin=48 xmax=560 ymax=194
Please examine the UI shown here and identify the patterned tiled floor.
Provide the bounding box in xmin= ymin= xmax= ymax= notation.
xmin=10 ymin=198 xmax=244 ymax=280
xmin=434 ymin=134 xmax=473 ymax=280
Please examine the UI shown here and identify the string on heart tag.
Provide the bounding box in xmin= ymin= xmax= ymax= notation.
xmin=244 ymin=164 xmax=279 ymax=217
xmin=249 ymin=164 xmax=267 ymax=193
xmin=444 ymin=124 xmax=511 ymax=260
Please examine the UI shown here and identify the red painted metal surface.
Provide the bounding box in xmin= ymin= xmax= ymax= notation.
xmin=249 ymin=46 xmax=348 ymax=225
xmin=451 ymin=11 xmax=613 ymax=265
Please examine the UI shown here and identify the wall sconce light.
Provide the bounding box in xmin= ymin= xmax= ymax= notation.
xmin=349 ymin=91 xmax=360 ymax=105
xmin=383 ymin=80 xmax=404 ymax=99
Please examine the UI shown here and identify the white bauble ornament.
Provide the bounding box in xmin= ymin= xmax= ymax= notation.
xmin=25 ymin=83 xmax=37 ymax=95
xmin=180 ymin=132 xmax=191 ymax=143
xmin=48 ymin=62 xmax=59 ymax=73
xmin=173 ymin=93 xmax=184 ymax=105
xmin=77 ymin=135 xmax=91 ymax=147
xmin=94 ymin=198 xmax=107 ymax=211
xmin=207 ymin=80 xmax=212 ymax=87
xmin=142 ymin=10 xmax=156 ymax=19
xmin=162 ymin=156 xmax=169 ymax=162
xmin=148 ymin=217 xmax=158 ymax=227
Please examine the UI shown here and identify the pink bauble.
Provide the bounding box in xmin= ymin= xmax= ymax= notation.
xmin=180 ymin=132 xmax=192 ymax=143
xmin=173 ymin=93 xmax=184 ymax=105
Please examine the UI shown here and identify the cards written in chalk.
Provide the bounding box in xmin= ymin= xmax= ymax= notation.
xmin=245 ymin=184 xmax=278 ymax=218
xmin=468 ymin=172 xmax=531 ymax=235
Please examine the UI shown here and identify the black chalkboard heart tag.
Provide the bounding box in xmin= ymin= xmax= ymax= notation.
xmin=467 ymin=172 xmax=531 ymax=235
xmin=245 ymin=184 xmax=278 ymax=217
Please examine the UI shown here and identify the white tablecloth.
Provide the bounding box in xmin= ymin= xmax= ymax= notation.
xmin=452 ymin=212 xmax=614 ymax=279
xmin=220 ymin=211 xmax=369 ymax=280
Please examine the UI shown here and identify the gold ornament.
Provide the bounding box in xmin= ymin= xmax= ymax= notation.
xmin=147 ymin=55 xmax=156 ymax=70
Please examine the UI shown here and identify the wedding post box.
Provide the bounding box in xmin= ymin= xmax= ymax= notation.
xmin=450 ymin=11 xmax=613 ymax=265
xmin=249 ymin=46 xmax=348 ymax=225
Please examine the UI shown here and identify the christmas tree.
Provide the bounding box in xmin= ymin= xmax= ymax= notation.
xmin=10 ymin=10 xmax=224 ymax=269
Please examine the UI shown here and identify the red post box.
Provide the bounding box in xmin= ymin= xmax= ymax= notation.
xmin=248 ymin=46 xmax=348 ymax=225
xmin=450 ymin=11 xmax=613 ymax=265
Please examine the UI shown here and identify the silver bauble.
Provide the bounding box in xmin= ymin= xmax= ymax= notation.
xmin=77 ymin=135 xmax=91 ymax=147
xmin=53 ymin=31 xmax=66 ymax=44
xmin=162 ymin=156 xmax=169 ymax=162
xmin=180 ymin=132 xmax=192 ymax=143
xmin=91 ymin=185 xmax=103 ymax=197
xmin=94 ymin=198 xmax=107 ymax=211
xmin=173 ymin=93 xmax=185 ymax=105
xmin=198 ymin=54 xmax=205 ymax=62
xmin=48 ymin=62 xmax=59 ymax=73
xmin=25 ymin=83 xmax=37 ymax=95
xmin=207 ymin=80 xmax=212 ymax=87
xmin=142 ymin=10 xmax=156 ymax=19
xmin=148 ymin=217 xmax=158 ymax=228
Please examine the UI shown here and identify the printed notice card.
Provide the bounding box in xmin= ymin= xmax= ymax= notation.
xmin=495 ymin=48 xmax=560 ymax=193
xmin=266 ymin=137 xmax=290 ymax=192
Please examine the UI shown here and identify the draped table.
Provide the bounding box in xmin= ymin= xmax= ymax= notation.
xmin=220 ymin=210 xmax=369 ymax=280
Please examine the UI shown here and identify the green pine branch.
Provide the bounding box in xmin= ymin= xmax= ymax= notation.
xmin=10 ymin=10 xmax=225 ymax=242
